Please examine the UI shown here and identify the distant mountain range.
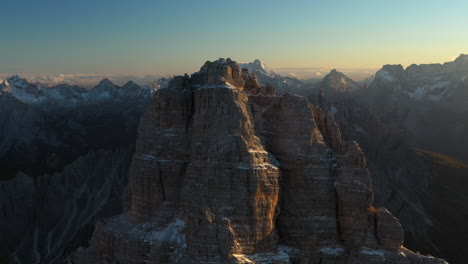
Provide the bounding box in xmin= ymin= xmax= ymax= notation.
xmin=0 ymin=73 xmax=165 ymax=89
xmin=0 ymin=75 xmax=162 ymax=107
xmin=0 ymin=76 xmax=157 ymax=263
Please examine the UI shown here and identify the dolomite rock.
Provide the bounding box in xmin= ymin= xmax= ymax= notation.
xmin=375 ymin=208 xmax=405 ymax=250
xmin=80 ymin=59 xmax=448 ymax=264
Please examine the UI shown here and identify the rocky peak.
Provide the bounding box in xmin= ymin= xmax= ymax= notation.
xmin=90 ymin=79 xmax=120 ymax=97
xmin=374 ymin=64 xmax=406 ymax=84
xmin=316 ymin=69 xmax=360 ymax=96
xmin=148 ymin=77 xmax=171 ymax=91
xmin=164 ymin=59 xmax=276 ymax=96
xmin=6 ymin=75 xmax=27 ymax=85
xmin=5 ymin=75 xmax=39 ymax=91
xmin=251 ymin=59 xmax=269 ymax=73
xmin=191 ymin=58 xmax=245 ymax=88
xmin=121 ymin=80 xmax=141 ymax=90
xmin=0 ymin=75 xmax=45 ymax=104
xmin=167 ymin=74 xmax=191 ymax=90
xmin=239 ymin=59 xmax=273 ymax=76
xmin=79 ymin=58 xmax=447 ymax=264
xmin=95 ymin=78 xmax=117 ymax=89
xmin=454 ymin=54 xmax=468 ymax=71
xmin=454 ymin=54 xmax=467 ymax=62
xmin=324 ymin=69 xmax=348 ymax=82
xmin=0 ymin=80 xmax=11 ymax=93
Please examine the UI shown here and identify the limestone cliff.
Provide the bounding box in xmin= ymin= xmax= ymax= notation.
xmin=77 ymin=59 xmax=447 ymax=264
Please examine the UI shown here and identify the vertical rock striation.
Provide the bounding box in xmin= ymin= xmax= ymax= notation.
xmin=81 ymin=59 xmax=448 ymax=264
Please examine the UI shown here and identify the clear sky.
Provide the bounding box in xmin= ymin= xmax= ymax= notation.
xmin=1 ymin=0 xmax=467 ymax=76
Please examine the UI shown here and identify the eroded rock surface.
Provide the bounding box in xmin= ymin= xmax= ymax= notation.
xmin=79 ymin=59 xmax=447 ymax=264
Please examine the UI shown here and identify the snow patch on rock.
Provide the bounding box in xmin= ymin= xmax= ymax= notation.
xmin=319 ymin=246 xmax=346 ymax=255
xmin=233 ymin=245 xmax=298 ymax=264
xmin=131 ymin=219 xmax=187 ymax=247
xmin=360 ymin=247 xmax=385 ymax=257
xmin=330 ymin=105 xmax=338 ymax=115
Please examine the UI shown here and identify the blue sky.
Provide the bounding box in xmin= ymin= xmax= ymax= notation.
xmin=1 ymin=0 xmax=467 ymax=76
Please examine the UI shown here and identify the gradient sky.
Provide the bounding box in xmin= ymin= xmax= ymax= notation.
xmin=1 ymin=0 xmax=467 ymax=76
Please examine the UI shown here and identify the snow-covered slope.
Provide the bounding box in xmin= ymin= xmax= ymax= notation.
xmin=0 ymin=75 xmax=47 ymax=104
xmin=148 ymin=77 xmax=171 ymax=90
xmin=355 ymin=54 xmax=468 ymax=162
xmin=239 ymin=59 xmax=274 ymax=76
xmin=0 ymin=75 xmax=160 ymax=108
xmin=239 ymin=59 xmax=304 ymax=92
xmin=367 ymin=54 xmax=468 ymax=110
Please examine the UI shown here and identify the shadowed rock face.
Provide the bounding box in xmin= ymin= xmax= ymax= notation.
xmin=0 ymin=148 xmax=133 ymax=264
xmin=78 ymin=59 xmax=447 ymax=264
xmin=309 ymin=92 xmax=433 ymax=243
xmin=0 ymin=79 xmax=154 ymax=263
xmin=356 ymin=55 xmax=468 ymax=162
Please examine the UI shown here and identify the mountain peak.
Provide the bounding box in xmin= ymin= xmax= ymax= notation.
xmin=326 ymin=69 xmax=346 ymax=78
xmin=80 ymin=58 xmax=446 ymax=264
xmin=191 ymin=58 xmax=244 ymax=88
xmin=253 ymin=59 xmax=267 ymax=69
xmin=324 ymin=69 xmax=350 ymax=82
xmin=97 ymin=78 xmax=115 ymax=86
xmin=122 ymin=80 xmax=140 ymax=90
xmin=374 ymin=65 xmax=406 ymax=84
xmin=148 ymin=77 xmax=170 ymax=90
xmin=454 ymin=54 xmax=468 ymax=68
xmin=93 ymin=79 xmax=118 ymax=91
xmin=318 ymin=69 xmax=359 ymax=95
xmin=6 ymin=75 xmax=29 ymax=85
xmin=239 ymin=59 xmax=273 ymax=76
xmin=455 ymin=54 xmax=467 ymax=62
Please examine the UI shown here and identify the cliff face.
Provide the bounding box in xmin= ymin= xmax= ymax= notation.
xmin=80 ymin=59 xmax=447 ymax=264
xmin=298 ymin=68 xmax=458 ymax=262
xmin=309 ymin=92 xmax=432 ymax=243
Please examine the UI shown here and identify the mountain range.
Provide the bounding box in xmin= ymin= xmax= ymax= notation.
xmin=1 ymin=55 xmax=467 ymax=264
xmin=71 ymin=58 xmax=447 ymax=264
xmin=0 ymin=77 xmax=157 ymax=263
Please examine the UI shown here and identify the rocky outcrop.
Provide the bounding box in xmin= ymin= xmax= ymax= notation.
xmin=308 ymin=91 xmax=441 ymax=260
xmin=80 ymin=59 xmax=447 ymax=264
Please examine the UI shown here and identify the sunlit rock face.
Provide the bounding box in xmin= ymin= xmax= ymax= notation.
xmin=79 ymin=59 xmax=448 ymax=264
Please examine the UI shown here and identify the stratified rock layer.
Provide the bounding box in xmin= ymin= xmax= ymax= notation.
xmin=81 ymin=59 xmax=447 ymax=264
